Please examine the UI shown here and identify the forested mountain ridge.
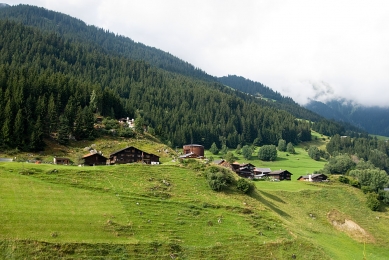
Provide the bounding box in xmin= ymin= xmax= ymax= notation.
xmin=0 ymin=19 xmax=315 ymax=151
xmin=0 ymin=4 xmax=214 ymax=81
xmin=0 ymin=4 xmax=362 ymax=152
xmin=219 ymin=75 xmax=366 ymax=135
xmin=305 ymin=99 xmax=389 ymax=137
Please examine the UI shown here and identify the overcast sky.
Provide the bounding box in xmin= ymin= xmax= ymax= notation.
xmin=5 ymin=0 xmax=389 ymax=106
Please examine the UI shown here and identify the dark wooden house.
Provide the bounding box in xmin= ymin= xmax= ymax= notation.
xmin=53 ymin=157 xmax=70 ymax=165
xmin=267 ymin=170 xmax=292 ymax=181
xmin=297 ymin=174 xmax=327 ymax=182
xmin=231 ymin=162 xmax=256 ymax=178
xmin=109 ymin=146 xmax=159 ymax=165
xmin=82 ymin=153 xmax=107 ymax=166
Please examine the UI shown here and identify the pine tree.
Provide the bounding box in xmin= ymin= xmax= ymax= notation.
xmin=13 ymin=109 xmax=24 ymax=148
xmin=30 ymin=116 xmax=45 ymax=151
xmin=58 ymin=115 xmax=70 ymax=145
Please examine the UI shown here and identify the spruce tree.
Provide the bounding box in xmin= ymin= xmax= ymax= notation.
xmin=58 ymin=115 xmax=70 ymax=145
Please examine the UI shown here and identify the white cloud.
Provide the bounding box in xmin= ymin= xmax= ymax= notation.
xmin=6 ymin=0 xmax=389 ymax=106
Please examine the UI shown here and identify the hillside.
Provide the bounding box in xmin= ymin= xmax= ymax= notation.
xmin=219 ymin=75 xmax=367 ymax=136
xmin=305 ymin=99 xmax=389 ymax=137
xmin=1 ymin=156 xmax=389 ymax=259
xmin=0 ymin=11 xmax=317 ymax=152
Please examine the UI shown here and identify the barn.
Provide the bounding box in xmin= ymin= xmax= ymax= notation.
xmin=82 ymin=153 xmax=108 ymax=166
xmin=267 ymin=170 xmax=293 ymax=181
xmin=109 ymin=146 xmax=159 ymax=165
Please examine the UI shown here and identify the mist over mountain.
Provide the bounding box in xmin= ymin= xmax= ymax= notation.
xmin=305 ymin=99 xmax=389 ymax=137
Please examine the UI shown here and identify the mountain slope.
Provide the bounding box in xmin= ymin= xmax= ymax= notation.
xmin=0 ymin=19 xmax=314 ymax=151
xmin=0 ymin=4 xmax=214 ymax=81
xmin=306 ymin=99 xmax=389 ymax=137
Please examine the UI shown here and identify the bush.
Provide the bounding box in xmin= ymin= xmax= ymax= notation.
xmin=338 ymin=175 xmax=349 ymax=184
xmin=236 ymin=178 xmax=254 ymax=194
xmin=308 ymin=146 xmax=320 ymax=161
xmin=206 ymin=166 xmax=234 ymax=192
xmin=366 ymin=192 xmax=380 ymax=211
xmin=286 ymin=142 xmax=295 ymax=154
xmin=209 ymin=142 xmax=219 ymax=155
xmin=119 ymin=127 xmax=135 ymax=138
xmin=277 ymin=139 xmax=286 ymax=152
xmin=258 ymin=145 xmax=277 ymax=161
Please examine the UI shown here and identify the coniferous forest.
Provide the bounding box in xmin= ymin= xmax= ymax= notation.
xmin=0 ymin=4 xmax=373 ymax=154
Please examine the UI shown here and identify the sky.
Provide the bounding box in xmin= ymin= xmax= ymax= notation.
xmin=5 ymin=0 xmax=389 ymax=107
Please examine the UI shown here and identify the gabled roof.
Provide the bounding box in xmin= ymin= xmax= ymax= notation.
xmin=213 ymin=159 xmax=225 ymax=165
xmin=232 ymin=162 xmax=255 ymax=167
xmin=110 ymin=146 xmax=159 ymax=157
xmin=254 ymin=167 xmax=271 ymax=172
xmin=268 ymin=170 xmax=293 ymax=175
xmin=82 ymin=153 xmax=107 ymax=159
xmin=297 ymin=174 xmax=326 ymax=180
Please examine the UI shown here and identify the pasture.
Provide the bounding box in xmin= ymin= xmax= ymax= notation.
xmin=1 ymin=160 xmax=389 ymax=259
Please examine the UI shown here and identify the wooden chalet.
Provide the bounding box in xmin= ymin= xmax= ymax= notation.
xmin=267 ymin=170 xmax=292 ymax=181
xmin=297 ymin=174 xmax=327 ymax=182
xmin=82 ymin=153 xmax=107 ymax=166
xmin=53 ymin=157 xmax=70 ymax=165
xmin=109 ymin=146 xmax=159 ymax=165
xmin=231 ymin=162 xmax=256 ymax=178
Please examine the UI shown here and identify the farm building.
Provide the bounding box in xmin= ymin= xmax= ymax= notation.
xmin=109 ymin=146 xmax=159 ymax=165
xmin=231 ymin=162 xmax=256 ymax=178
xmin=182 ymin=144 xmax=204 ymax=158
xmin=297 ymin=174 xmax=328 ymax=182
xmin=53 ymin=157 xmax=70 ymax=165
xmin=82 ymin=153 xmax=108 ymax=166
xmin=267 ymin=170 xmax=293 ymax=181
xmin=253 ymin=168 xmax=272 ymax=179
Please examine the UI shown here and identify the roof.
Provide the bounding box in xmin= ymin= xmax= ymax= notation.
xmin=254 ymin=167 xmax=271 ymax=172
xmin=232 ymin=162 xmax=255 ymax=167
xmin=268 ymin=170 xmax=293 ymax=175
xmin=179 ymin=152 xmax=197 ymax=158
xmin=213 ymin=159 xmax=225 ymax=165
xmin=82 ymin=153 xmax=107 ymax=159
xmin=183 ymin=144 xmax=204 ymax=147
xmin=110 ymin=146 xmax=158 ymax=157
xmin=298 ymin=174 xmax=325 ymax=179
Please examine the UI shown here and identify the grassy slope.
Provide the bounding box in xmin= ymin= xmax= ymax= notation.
xmin=0 ymin=162 xmax=327 ymax=259
xmin=1 ymin=134 xmax=389 ymax=259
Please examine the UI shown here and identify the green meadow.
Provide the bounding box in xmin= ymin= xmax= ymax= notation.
xmin=1 ymin=135 xmax=389 ymax=259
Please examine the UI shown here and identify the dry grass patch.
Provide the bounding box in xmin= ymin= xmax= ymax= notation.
xmin=327 ymin=209 xmax=375 ymax=243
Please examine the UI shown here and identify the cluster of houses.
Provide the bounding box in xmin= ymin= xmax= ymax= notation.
xmin=52 ymin=142 xmax=328 ymax=182
xmin=176 ymin=144 xmax=328 ymax=182
xmin=54 ymin=146 xmax=160 ymax=166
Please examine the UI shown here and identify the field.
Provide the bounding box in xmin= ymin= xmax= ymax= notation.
xmin=1 ymin=135 xmax=389 ymax=259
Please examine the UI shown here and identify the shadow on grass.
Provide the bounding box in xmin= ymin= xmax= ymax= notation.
xmin=259 ymin=190 xmax=286 ymax=203
xmin=250 ymin=190 xmax=291 ymax=219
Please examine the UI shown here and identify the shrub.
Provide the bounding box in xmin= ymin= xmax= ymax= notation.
xmin=308 ymin=146 xmax=320 ymax=161
xmin=236 ymin=178 xmax=254 ymax=194
xmin=338 ymin=175 xmax=349 ymax=184
xmin=258 ymin=145 xmax=277 ymax=161
xmin=206 ymin=166 xmax=234 ymax=192
xmin=366 ymin=192 xmax=380 ymax=211
xmin=209 ymin=142 xmax=219 ymax=155
xmin=286 ymin=142 xmax=295 ymax=154
xmin=277 ymin=139 xmax=286 ymax=152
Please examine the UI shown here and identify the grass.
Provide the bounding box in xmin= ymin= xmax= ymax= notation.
xmin=1 ymin=160 xmax=389 ymax=259
xmin=1 ymin=133 xmax=389 ymax=259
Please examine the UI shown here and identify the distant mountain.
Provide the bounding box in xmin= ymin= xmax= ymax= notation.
xmin=0 ymin=4 xmax=215 ymax=81
xmin=0 ymin=3 xmax=10 ymax=8
xmin=305 ymin=99 xmax=389 ymax=137
xmin=218 ymin=75 xmax=366 ymax=135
